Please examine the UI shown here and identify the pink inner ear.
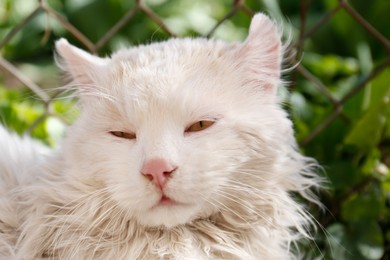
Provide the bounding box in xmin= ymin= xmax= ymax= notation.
xmin=269 ymin=43 xmax=280 ymax=53
xmin=55 ymin=38 xmax=109 ymax=87
xmin=234 ymin=14 xmax=282 ymax=93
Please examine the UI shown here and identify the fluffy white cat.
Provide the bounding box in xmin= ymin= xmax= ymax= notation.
xmin=0 ymin=14 xmax=321 ymax=259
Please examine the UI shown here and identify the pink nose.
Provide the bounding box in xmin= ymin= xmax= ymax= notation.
xmin=141 ymin=158 xmax=176 ymax=189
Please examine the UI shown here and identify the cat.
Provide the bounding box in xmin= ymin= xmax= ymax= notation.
xmin=0 ymin=13 xmax=322 ymax=259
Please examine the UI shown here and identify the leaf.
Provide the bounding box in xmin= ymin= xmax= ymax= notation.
xmin=325 ymin=223 xmax=354 ymax=260
xmin=344 ymin=87 xmax=390 ymax=153
xmin=45 ymin=117 xmax=66 ymax=147
xmin=341 ymin=182 xmax=384 ymax=222
xmin=326 ymin=161 xmax=361 ymax=191
xmin=325 ymin=221 xmax=384 ymax=260
xmin=355 ymin=221 xmax=384 ymax=260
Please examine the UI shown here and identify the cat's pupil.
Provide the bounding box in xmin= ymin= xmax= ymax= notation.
xmin=186 ymin=120 xmax=214 ymax=133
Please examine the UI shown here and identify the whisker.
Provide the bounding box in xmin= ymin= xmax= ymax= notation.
xmin=45 ymin=187 xmax=113 ymax=256
xmin=195 ymin=191 xmax=252 ymax=226
xmin=215 ymin=189 xmax=278 ymax=227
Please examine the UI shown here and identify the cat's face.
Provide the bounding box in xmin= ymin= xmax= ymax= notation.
xmin=57 ymin=14 xmax=287 ymax=228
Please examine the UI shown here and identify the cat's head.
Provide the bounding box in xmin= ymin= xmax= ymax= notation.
xmin=55 ymin=14 xmax=303 ymax=229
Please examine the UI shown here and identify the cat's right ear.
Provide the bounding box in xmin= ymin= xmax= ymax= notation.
xmin=234 ymin=14 xmax=282 ymax=96
xmin=55 ymin=39 xmax=109 ymax=86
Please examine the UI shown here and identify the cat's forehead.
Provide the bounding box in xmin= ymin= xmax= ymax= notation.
xmin=92 ymin=39 xmax=244 ymax=126
xmin=109 ymin=39 xmax=238 ymax=102
xmin=111 ymin=38 xmax=235 ymax=68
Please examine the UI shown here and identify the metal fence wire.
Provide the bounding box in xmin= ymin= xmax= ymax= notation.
xmin=1 ymin=0 xmax=390 ymax=258
xmin=0 ymin=0 xmax=390 ymax=145
xmin=1 ymin=0 xmax=389 ymax=145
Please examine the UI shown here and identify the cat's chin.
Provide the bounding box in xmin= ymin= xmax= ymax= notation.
xmin=136 ymin=199 xmax=199 ymax=228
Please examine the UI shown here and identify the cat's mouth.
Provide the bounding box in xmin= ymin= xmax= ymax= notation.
xmin=142 ymin=193 xmax=197 ymax=228
xmin=159 ymin=195 xmax=174 ymax=205
xmin=153 ymin=194 xmax=190 ymax=208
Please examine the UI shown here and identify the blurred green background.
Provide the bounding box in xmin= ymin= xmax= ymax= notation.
xmin=1 ymin=0 xmax=390 ymax=259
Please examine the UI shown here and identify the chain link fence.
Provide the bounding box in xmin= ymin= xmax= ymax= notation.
xmin=0 ymin=0 xmax=389 ymax=144
xmin=1 ymin=0 xmax=390 ymax=258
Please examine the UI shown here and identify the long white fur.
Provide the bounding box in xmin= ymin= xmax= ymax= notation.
xmin=0 ymin=14 xmax=322 ymax=259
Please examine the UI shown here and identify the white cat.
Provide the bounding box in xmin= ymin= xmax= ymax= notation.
xmin=0 ymin=14 xmax=322 ymax=259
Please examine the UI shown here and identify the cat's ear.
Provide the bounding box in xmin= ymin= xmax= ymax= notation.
xmin=55 ymin=38 xmax=109 ymax=86
xmin=235 ymin=13 xmax=282 ymax=94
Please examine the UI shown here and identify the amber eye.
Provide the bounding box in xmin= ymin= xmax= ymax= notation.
xmin=186 ymin=120 xmax=215 ymax=133
xmin=110 ymin=131 xmax=136 ymax=140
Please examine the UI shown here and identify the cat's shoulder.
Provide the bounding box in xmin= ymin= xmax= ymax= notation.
xmin=0 ymin=125 xmax=50 ymax=186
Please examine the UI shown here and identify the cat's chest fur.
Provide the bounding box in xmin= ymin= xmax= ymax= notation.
xmin=0 ymin=13 xmax=321 ymax=259
xmin=16 ymin=178 xmax=274 ymax=259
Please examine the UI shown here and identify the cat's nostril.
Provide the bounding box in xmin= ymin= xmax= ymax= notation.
xmin=163 ymin=169 xmax=175 ymax=177
xmin=144 ymin=173 xmax=154 ymax=181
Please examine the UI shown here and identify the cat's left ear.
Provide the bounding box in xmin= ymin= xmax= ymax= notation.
xmin=55 ymin=39 xmax=109 ymax=86
xmin=235 ymin=13 xmax=282 ymax=95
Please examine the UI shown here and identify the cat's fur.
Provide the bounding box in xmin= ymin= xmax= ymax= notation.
xmin=0 ymin=14 xmax=321 ymax=259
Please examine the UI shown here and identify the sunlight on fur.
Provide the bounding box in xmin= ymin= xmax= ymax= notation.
xmin=0 ymin=13 xmax=323 ymax=259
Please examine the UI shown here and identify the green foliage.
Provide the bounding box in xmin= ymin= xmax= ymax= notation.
xmin=0 ymin=87 xmax=69 ymax=146
xmin=0 ymin=0 xmax=389 ymax=259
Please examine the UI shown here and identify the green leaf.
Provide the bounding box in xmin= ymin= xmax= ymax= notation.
xmin=326 ymin=161 xmax=361 ymax=191
xmin=355 ymin=221 xmax=384 ymax=260
xmin=344 ymin=87 xmax=390 ymax=153
xmin=325 ymin=223 xmax=354 ymax=260
xmin=341 ymin=185 xmax=384 ymax=222
xmin=45 ymin=117 xmax=66 ymax=147
xmin=325 ymin=221 xmax=384 ymax=260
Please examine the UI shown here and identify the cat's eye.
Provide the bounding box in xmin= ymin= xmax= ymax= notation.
xmin=110 ymin=131 xmax=136 ymax=140
xmin=186 ymin=120 xmax=215 ymax=133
